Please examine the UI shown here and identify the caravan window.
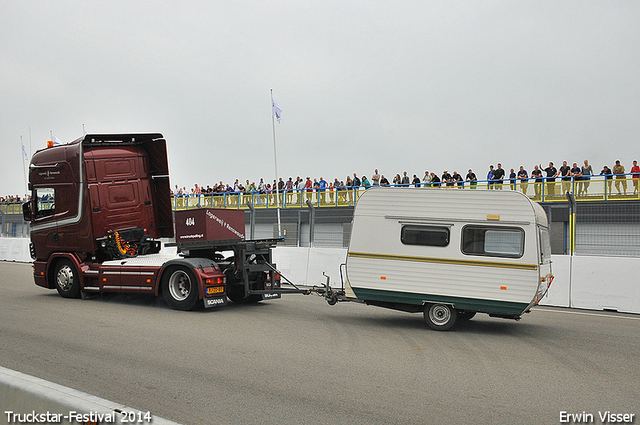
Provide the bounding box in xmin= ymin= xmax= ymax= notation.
xmin=462 ymin=226 xmax=524 ymax=258
xmin=401 ymin=225 xmax=450 ymax=247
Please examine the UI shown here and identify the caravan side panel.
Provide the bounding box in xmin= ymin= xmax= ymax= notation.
xmin=346 ymin=188 xmax=542 ymax=315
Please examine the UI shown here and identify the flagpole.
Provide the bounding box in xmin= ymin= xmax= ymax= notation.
xmin=20 ymin=135 xmax=28 ymax=196
xmin=271 ymin=89 xmax=282 ymax=238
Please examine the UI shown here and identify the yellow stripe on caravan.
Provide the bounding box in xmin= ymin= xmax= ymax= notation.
xmin=347 ymin=252 xmax=537 ymax=271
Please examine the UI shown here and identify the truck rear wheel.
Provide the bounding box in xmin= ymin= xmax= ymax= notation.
xmin=54 ymin=259 xmax=81 ymax=299
xmin=162 ymin=266 xmax=199 ymax=310
xmin=424 ymin=303 xmax=457 ymax=331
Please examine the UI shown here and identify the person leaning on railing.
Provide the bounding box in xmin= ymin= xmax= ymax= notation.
xmin=486 ymin=165 xmax=494 ymax=189
xmin=332 ymin=178 xmax=340 ymax=203
xmin=544 ymin=162 xmax=557 ymax=196
xmin=422 ymin=171 xmax=431 ymax=187
xmin=612 ymin=160 xmax=627 ymax=195
xmin=517 ymin=166 xmax=528 ymax=195
xmin=558 ymin=161 xmax=571 ymax=194
xmin=509 ymin=168 xmax=517 ymax=190
xmin=531 ymin=165 xmax=543 ymax=197
xmin=465 ymin=169 xmax=477 ymax=189
xmin=631 ymin=160 xmax=640 ymax=196
xmin=600 ymin=165 xmax=613 ymax=195
xmin=430 ymin=172 xmax=441 ymax=187
xmin=449 ymin=171 xmax=460 ymax=188
xmin=570 ymin=163 xmax=582 ymax=194
xmin=579 ymin=160 xmax=593 ymax=195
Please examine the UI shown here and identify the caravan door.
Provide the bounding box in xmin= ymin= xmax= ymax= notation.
xmin=536 ymin=225 xmax=553 ymax=302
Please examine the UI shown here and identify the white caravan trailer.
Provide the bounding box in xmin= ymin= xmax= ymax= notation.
xmin=339 ymin=187 xmax=553 ymax=330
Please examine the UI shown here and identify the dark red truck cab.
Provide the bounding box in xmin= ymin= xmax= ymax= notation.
xmin=23 ymin=133 xmax=279 ymax=310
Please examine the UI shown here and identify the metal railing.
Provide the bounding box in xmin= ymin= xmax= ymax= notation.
xmin=170 ymin=188 xmax=364 ymax=210
xmin=2 ymin=173 xmax=638 ymax=215
xmin=168 ymin=173 xmax=639 ymax=210
xmin=0 ymin=203 xmax=24 ymax=215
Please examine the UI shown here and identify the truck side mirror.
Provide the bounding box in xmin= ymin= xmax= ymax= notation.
xmin=22 ymin=202 xmax=32 ymax=222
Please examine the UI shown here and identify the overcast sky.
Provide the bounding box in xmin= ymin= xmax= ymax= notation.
xmin=2 ymin=0 xmax=639 ymax=196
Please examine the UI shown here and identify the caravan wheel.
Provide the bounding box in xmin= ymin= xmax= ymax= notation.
xmin=424 ymin=303 xmax=457 ymax=331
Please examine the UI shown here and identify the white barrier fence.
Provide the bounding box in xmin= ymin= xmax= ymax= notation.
xmin=3 ymin=238 xmax=638 ymax=314
xmin=272 ymin=247 xmax=640 ymax=315
xmin=0 ymin=237 xmax=32 ymax=262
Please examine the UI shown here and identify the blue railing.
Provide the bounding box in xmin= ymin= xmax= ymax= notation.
xmin=2 ymin=173 xmax=638 ymax=214
xmin=169 ymin=173 xmax=639 ymax=210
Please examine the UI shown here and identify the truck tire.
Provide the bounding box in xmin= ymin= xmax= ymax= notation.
xmin=54 ymin=259 xmax=82 ymax=299
xmin=424 ymin=303 xmax=457 ymax=331
xmin=162 ymin=266 xmax=199 ymax=311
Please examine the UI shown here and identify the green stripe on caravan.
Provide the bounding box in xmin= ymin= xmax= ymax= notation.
xmin=347 ymin=251 xmax=538 ymax=271
xmin=350 ymin=287 xmax=530 ymax=315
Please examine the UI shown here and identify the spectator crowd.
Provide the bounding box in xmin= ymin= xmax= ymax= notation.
xmin=3 ymin=159 xmax=639 ymax=206
xmin=172 ymin=158 xmax=640 ymax=199
xmin=0 ymin=194 xmax=30 ymax=204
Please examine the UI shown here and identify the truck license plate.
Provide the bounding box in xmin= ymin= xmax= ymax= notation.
xmin=206 ymin=286 xmax=224 ymax=295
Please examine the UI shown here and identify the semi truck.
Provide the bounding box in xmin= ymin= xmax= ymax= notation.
xmin=22 ymin=133 xmax=284 ymax=310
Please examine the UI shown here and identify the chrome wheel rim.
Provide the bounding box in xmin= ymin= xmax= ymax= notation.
xmin=168 ymin=270 xmax=191 ymax=301
xmin=57 ymin=265 xmax=74 ymax=292
xmin=429 ymin=305 xmax=451 ymax=326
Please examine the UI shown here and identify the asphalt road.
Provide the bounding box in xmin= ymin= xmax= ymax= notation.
xmin=1 ymin=261 xmax=639 ymax=425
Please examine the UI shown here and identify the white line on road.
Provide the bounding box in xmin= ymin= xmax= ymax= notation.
xmin=534 ymin=307 xmax=640 ymax=321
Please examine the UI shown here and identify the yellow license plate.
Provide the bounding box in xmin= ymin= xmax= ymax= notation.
xmin=206 ymin=286 xmax=224 ymax=294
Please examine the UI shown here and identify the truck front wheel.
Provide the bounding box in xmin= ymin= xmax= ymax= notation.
xmin=424 ymin=303 xmax=457 ymax=331
xmin=54 ymin=259 xmax=81 ymax=299
xmin=162 ymin=266 xmax=199 ymax=311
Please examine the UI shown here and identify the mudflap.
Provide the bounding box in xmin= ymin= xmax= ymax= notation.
xmin=203 ymin=295 xmax=228 ymax=308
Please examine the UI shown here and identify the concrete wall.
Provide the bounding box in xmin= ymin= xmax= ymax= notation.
xmin=2 ymin=237 xmax=638 ymax=314
xmin=0 ymin=237 xmax=31 ymax=262
xmin=272 ymin=247 xmax=640 ymax=315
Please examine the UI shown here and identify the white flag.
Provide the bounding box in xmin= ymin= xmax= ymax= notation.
xmin=272 ymin=95 xmax=282 ymax=123
xmin=52 ymin=136 xmax=64 ymax=146
xmin=21 ymin=140 xmax=29 ymax=160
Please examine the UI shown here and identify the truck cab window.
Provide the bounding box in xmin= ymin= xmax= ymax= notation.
xmin=462 ymin=226 xmax=524 ymax=258
xmin=401 ymin=225 xmax=450 ymax=247
xmin=34 ymin=188 xmax=55 ymax=219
